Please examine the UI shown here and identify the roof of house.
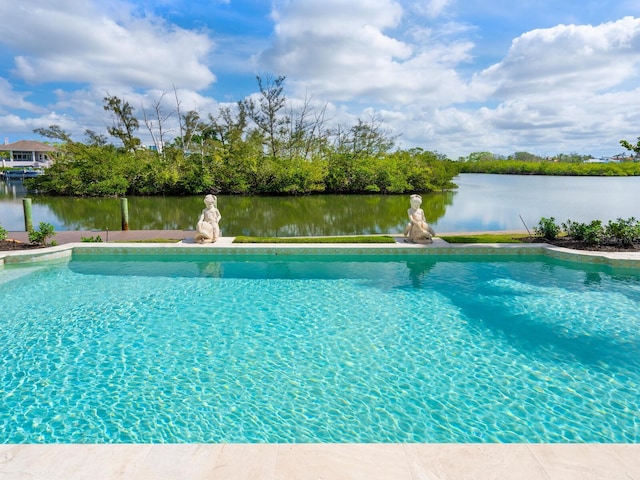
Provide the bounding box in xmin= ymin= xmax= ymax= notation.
xmin=0 ymin=140 xmax=58 ymax=152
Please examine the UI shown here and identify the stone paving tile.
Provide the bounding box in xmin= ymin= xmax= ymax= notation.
xmin=275 ymin=444 xmax=413 ymax=480
xmin=405 ymin=444 xmax=550 ymax=480
xmin=529 ymin=444 xmax=640 ymax=480
xmin=139 ymin=445 xmax=224 ymax=480
xmin=212 ymin=444 xmax=279 ymax=480
xmin=2 ymin=444 xmax=640 ymax=479
xmin=0 ymin=445 xmax=152 ymax=480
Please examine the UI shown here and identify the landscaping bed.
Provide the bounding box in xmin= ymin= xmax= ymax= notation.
xmin=0 ymin=240 xmax=42 ymax=251
xmin=522 ymin=236 xmax=639 ymax=252
xmin=528 ymin=216 xmax=640 ymax=252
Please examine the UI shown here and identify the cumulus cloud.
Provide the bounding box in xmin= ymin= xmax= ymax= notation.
xmin=431 ymin=16 xmax=639 ymax=156
xmin=1 ymin=0 xmax=638 ymax=159
xmin=0 ymin=111 xmax=80 ymax=140
xmin=473 ymin=16 xmax=640 ymax=98
xmin=0 ymin=78 xmax=45 ymax=114
xmin=254 ymin=7 xmax=640 ymax=158
xmin=258 ymin=0 xmax=471 ymax=106
xmin=0 ymin=1 xmax=216 ymax=90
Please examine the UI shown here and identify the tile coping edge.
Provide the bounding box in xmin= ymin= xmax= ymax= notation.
xmin=1 ymin=240 xmax=640 ymax=268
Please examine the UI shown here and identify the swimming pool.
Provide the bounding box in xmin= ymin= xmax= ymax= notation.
xmin=1 ymin=250 xmax=639 ymax=443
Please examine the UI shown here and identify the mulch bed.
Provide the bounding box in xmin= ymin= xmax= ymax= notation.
xmin=520 ymin=236 xmax=639 ymax=252
xmin=0 ymin=240 xmax=43 ymax=251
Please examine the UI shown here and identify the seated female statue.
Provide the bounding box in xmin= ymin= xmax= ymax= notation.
xmin=403 ymin=194 xmax=435 ymax=244
xmin=195 ymin=194 xmax=221 ymax=243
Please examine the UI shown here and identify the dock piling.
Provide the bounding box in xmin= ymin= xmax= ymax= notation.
xmin=120 ymin=198 xmax=129 ymax=231
xmin=22 ymin=198 xmax=33 ymax=232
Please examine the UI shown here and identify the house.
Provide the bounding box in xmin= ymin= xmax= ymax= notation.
xmin=0 ymin=140 xmax=58 ymax=168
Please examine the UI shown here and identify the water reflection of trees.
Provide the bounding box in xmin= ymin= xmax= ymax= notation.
xmin=222 ymin=193 xmax=455 ymax=237
xmin=31 ymin=192 xmax=456 ymax=236
xmin=33 ymin=196 xmax=123 ymax=230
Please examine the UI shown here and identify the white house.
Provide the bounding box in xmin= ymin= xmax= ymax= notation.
xmin=0 ymin=140 xmax=57 ymax=168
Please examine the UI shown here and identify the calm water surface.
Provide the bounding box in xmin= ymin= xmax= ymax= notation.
xmin=1 ymin=174 xmax=639 ymax=234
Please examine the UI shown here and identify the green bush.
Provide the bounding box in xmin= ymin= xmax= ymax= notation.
xmin=605 ymin=217 xmax=640 ymax=247
xmin=562 ymin=219 xmax=604 ymax=246
xmin=81 ymin=235 xmax=103 ymax=243
xmin=28 ymin=142 xmax=458 ymax=196
xmin=0 ymin=224 xmax=7 ymax=241
xmin=28 ymin=222 xmax=56 ymax=246
xmin=534 ymin=217 xmax=560 ymax=240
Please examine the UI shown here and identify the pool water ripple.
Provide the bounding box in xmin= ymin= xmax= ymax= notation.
xmin=0 ymin=254 xmax=639 ymax=443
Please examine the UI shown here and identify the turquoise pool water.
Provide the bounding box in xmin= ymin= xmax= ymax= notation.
xmin=1 ymin=252 xmax=639 ymax=443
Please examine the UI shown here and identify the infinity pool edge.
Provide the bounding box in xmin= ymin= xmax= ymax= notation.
xmin=2 ymin=239 xmax=640 ymax=269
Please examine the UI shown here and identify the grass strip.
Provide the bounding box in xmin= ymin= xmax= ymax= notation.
xmin=233 ymin=235 xmax=396 ymax=244
xmin=440 ymin=233 xmax=531 ymax=244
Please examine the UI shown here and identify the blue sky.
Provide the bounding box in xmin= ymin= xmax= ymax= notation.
xmin=0 ymin=0 xmax=639 ymax=158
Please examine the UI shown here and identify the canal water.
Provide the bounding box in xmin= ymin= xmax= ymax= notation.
xmin=1 ymin=174 xmax=639 ymax=235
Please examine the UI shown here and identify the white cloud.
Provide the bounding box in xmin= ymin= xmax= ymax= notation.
xmin=0 ymin=0 xmax=222 ymax=145
xmin=0 ymin=111 xmax=80 ymax=141
xmin=473 ymin=16 xmax=640 ymax=99
xmin=45 ymin=85 xmax=220 ymax=145
xmin=258 ymin=0 xmax=471 ymax=106
xmin=271 ymin=0 xmax=404 ymax=33
xmin=0 ymin=1 xmax=216 ymax=90
xmin=1 ymin=1 xmax=638 ymax=159
xmin=412 ymin=0 xmax=455 ymax=19
xmin=368 ymin=15 xmax=638 ymax=158
xmin=253 ymin=8 xmax=640 ymax=158
xmin=0 ymin=78 xmax=45 ymax=114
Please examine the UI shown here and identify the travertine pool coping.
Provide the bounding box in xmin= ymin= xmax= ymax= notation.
xmin=1 ymin=236 xmax=639 ymax=479
xmin=1 ymin=443 xmax=639 ymax=479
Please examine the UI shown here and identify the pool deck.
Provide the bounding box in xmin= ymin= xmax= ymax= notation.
xmin=1 ymin=443 xmax=639 ymax=479
xmin=2 ymin=230 xmax=640 ymax=479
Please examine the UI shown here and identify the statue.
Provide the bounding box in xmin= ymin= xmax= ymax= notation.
xmin=403 ymin=194 xmax=435 ymax=244
xmin=195 ymin=194 xmax=221 ymax=243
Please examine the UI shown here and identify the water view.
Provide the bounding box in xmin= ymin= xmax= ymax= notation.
xmin=1 ymin=174 xmax=639 ymax=235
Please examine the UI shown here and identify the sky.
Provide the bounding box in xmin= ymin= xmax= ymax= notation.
xmin=0 ymin=0 xmax=639 ymax=159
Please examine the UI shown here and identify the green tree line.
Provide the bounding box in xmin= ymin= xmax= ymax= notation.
xmin=28 ymin=76 xmax=459 ymax=196
xmin=458 ymin=159 xmax=640 ymax=176
xmin=457 ymin=147 xmax=640 ymax=176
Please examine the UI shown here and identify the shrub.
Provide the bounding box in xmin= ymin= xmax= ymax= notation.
xmin=562 ymin=219 xmax=604 ymax=246
xmin=534 ymin=217 xmax=560 ymax=240
xmin=28 ymin=222 xmax=56 ymax=246
xmin=0 ymin=224 xmax=7 ymax=241
xmin=81 ymin=235 xmax=103 ymax=243
xmin=605 ymin=217 xmax=640 ymax=247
